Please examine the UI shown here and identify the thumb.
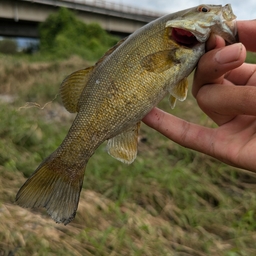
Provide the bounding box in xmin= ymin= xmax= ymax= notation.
xmin=192 ymin=43 xmax=246 ymax=97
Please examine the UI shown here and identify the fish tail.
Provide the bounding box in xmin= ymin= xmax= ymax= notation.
xmin=15 ymin=155 xmax=85 ymax=225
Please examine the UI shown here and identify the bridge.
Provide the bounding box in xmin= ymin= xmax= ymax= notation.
xmin=0 ymin=0 xmax=164 ymax=38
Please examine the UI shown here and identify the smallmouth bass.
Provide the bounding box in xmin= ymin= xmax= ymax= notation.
xmin=16 ymin=4 xmax=237 ymax=224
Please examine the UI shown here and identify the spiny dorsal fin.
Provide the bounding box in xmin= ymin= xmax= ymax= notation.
xmin=140 ymin=47 xmax=180 ymax=73
xmin=95 ymin=37 xmax=127 ymax=66
xmin=107 ymin=122 xmax=140 ymax=164
xmin=60 ymin=66 xmax=94 ymax=113
xmin=60 ymin=38 xmax=127 ymax=113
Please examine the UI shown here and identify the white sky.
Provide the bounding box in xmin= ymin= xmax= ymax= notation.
xmin=110 ymin=0 xmax=256 ymax=20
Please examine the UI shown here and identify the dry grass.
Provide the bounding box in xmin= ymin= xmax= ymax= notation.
xmin=2 ymin=166 xmax=256 ymax=256
xmin=1 ymin=54 xmax=256 ymax=255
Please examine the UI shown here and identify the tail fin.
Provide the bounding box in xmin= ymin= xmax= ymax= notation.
xmin=16 ymin=156 xmax=85 ymax=225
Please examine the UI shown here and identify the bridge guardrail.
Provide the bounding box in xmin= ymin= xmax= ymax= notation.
xmin=23 ymin=0 xmax=164 ymax=17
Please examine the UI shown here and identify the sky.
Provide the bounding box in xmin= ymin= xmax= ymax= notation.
xmin=109 ymin=0 xmax=256 ymax=20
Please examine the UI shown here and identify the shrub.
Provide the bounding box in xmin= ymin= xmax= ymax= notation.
xmin=39 ymin=7 xmax=119 ymax=60
xmin=0 ymin=39 xmax=18 ymax=54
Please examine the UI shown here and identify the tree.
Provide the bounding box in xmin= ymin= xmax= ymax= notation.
xmin=39 ymin=7 xmax=119 ymax=60
xmin=0 ymin=39 xmax=18 ymax=54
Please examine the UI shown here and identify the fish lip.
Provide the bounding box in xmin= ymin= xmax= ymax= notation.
xmin=168 ymin=22 xmax=237 ymax=45
xmin=166 ymin=4 xmax=238 ymax=45
xmin=223 ymin=19 xmax=238 ymax=44
xmin=218 ymin=4 xmax=238 ymax=44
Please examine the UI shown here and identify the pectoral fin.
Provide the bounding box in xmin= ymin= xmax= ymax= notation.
xmin=60 ymin=66 xmax=94 ymax=113
xmin=141 ymin=47 xmax=180 ymax=73
xmin=107 ymin=122 xmax=140 ymax=164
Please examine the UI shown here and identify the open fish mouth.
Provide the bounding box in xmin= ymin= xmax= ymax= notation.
xmin=166 ymin=4 xmax=237 ymax=46
xmin=171 ymin=28 xmax=198 ymax=46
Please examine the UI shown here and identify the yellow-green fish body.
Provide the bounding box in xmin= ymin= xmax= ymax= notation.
xmin=16 ymin=4 xmax=237 ymax=224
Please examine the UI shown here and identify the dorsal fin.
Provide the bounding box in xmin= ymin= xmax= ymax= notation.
xmin=60 ymin=37 xmax=127 ymax=113
xmin=95 ymin=37 xmax=127 ymax=66
xmin=60 ymin=66 xmax=94 ymax=113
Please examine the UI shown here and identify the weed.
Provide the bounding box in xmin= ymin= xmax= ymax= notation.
xmin=1 ymin=55 xmax=256 ymax=255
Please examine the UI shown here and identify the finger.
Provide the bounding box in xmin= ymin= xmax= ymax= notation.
xmin=192 ymin=43 xmax=246 ymax=97
xmin=197 ymin=84 xmax=256 ymax=125
xmin=237 ymin=20 xmax=256 ymax=52
xmin=205 ymin=34 xmax=226 ymax=51
xmin=143 ymin=108 xmax=256 ymax=171
xmin=142 ymin=107 xmax=213 ymax=152
xmin=225 ymin=63 xmax=256 ymax=86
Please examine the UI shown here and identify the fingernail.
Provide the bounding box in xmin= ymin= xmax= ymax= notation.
xmin=215 ymin=43 xmax=243 ymax=64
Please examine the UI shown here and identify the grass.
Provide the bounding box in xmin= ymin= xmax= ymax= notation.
xmin=1 ymin=54 xmax=256 ymax=255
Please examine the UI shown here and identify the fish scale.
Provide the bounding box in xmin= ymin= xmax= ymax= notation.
xmin=16 ymin=4 xmax=237 ymax=225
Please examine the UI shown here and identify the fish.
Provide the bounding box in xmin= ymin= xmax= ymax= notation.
xmin=16 ymin=4 xmax=237 ymax=225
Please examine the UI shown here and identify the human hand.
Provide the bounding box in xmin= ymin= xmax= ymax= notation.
xmin=143 ymin=20 xmax=256 ymax=172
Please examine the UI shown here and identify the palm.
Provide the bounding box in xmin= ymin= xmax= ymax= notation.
xmin=212 ymin=115 xmax=256 ymax=169
xmin=194 ymin=60 xmax=256 ymax=170
xmin=143 ymin=22 xmax=256 ymax=172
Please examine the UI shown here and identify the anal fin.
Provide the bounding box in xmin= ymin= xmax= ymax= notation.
xmin=107 ymin=122 xmax=140 ymax=164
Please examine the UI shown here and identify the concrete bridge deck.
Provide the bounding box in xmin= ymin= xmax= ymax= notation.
xmin=0 ymin=0 xmax=164 ymax=37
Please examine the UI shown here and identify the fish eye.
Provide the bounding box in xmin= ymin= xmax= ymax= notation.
xmin=198 ymin=5 xmax=210 ymax=13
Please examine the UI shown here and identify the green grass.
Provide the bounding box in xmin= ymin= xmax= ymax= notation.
xmin=246 ymin=51 xmax=256 ymax=64
xmin=1 ymin=54 xmax=256 ymax=255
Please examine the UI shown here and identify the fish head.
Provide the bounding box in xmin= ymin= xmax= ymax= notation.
xmin=166 ymin=4 xmax=237 ymax=46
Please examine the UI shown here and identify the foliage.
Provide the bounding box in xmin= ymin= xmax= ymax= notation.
xmin=246 ymin=51 xmax=256 ymax=64
xmin=0 ymin=39 xmax=17 ymax=54
xmin=39 ymin=7 xmax=119 ymax=60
